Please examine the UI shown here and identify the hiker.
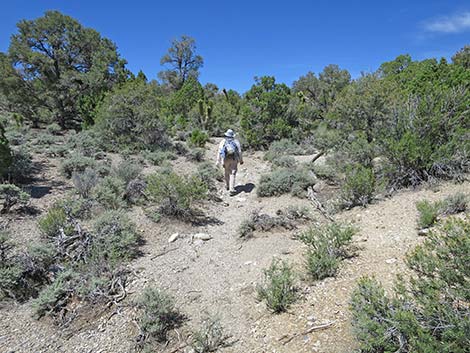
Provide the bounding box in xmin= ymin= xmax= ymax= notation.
xmin=216 ymin=129 xmax=244 ymax=195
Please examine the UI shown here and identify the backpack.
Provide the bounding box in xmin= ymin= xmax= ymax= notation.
xmin=223 ymin=139 xmax=239 ymax=158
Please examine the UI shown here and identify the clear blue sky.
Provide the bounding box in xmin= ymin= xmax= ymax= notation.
xmin=1 ymin=1 xmax=469 ymax=92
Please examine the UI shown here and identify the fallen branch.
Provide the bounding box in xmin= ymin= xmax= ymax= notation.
xmin=311 ymin=150 xmax=325 ymax=164
xmin=278 ymin=321 xmax=336 ymax=345
xmin=307 ymin=187 xmax=334 ymax=222
xmin=151 ymin=247 xmax=178 ymax=260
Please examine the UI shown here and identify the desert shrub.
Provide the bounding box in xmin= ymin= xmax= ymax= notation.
xmin=7 ymin=147 xmax=33 ymax=183
xmin=416 ymin=200 xmax=441 ymax=229
xmin=256 ymin=259 xmax=297 ymax=313
xmin=124 ymin=178 xmax=147 ymax=205
xmin=143 ymin=150 xmax=176 ymax=166
xmin=188 ymin=129 xmax=209 ymax=147
xmin=135 ymin=287 xmax=183 ymax=345
xmin=340 ymin=165 xmax=376 ymax=208
xmin=0 ymin=232 xmax=54 ymax=301
xmin=146 ymin=171 xmax=207 ymax=220
xmin=60 ymin=154 xmax=97 ymax=178
xmin=440 ymin=192 xmax=468 ymax=215
xmin=47 ymin=123 xmax=62 ymax=135
xmin=66 ymin=130 xmax=103 ymax=157
xmin=38 ymin=205 xmax=70 ymax=237
xmin=257 ymin=166 xmax=316 ymax=197
xmin=72 ymin=168 xmax=99 ymax=198
xmin=91 ymin=210 xmax=140 ymax=266
xmin=264 ymin=139 xmax=304 ymax=161
xmin=279 ymin=205 xmax=312 ymax=221
xmin=111 ymin=159 xmax=143 ymax=185
xmin=196 ymin=162 xmax=223 ymax=191
xmin=187 ymin=147 xmax=205 ymax=162
xmin=238 ymin=210 xmax=298 ymax=238
xmin=173 ymin=141 xmax=188 ymax=156
xmin=300 ymin=222 xmax=356 ymax=280
xmin=271 ymin=155 xmax=297 ymax=169
xmin=0 ymin=183 xmax=30 ymax=213
xmin=93 ymin=176 xmax=126 ymax=210
xmin=350 ymin=218 xmax=470 ymax=353
xmin=192 ymin=316 xmax=229 ymax=353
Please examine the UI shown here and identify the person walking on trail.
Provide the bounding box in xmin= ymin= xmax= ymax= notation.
xmin=216 ymin=129 xmax=244 ymax=196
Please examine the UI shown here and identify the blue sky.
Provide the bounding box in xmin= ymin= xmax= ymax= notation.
xmin=1 ymin=1 xmax=469 ymax=92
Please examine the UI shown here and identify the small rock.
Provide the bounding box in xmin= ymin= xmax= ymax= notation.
xmin=244 ymin=261 xmax=253 ymax=265
xmin=168 ymin=233 xmax=179 ymax=243
xmin=418 ymin=228 xmax=430 ymax=236
xmin=193 ymin=233 xmax=212 ymax=241
xmin=236 ymin=197 xmax=247 ymax=202
xmin=385 ymin=258 xmax=397 ymax=264
xmin=307 ymin=315 xmax=316 ymax=322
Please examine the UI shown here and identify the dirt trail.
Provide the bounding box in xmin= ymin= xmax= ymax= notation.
xmin=0 ymin=139 xmax=468 ymax=353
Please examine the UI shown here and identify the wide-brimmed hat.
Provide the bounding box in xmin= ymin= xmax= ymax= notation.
xmin=224 ymin=129 xmax=235 ymax=138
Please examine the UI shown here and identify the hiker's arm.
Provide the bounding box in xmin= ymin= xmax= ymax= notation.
xmin=216 ymin=141 xmax=223 ymax=165
xmin=237 ymin=140 xmax=244 ymax=164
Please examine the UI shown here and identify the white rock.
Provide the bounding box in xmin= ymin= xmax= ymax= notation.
xmin=193 ymin=233 xmax=212 ymax=241
xmin=385 ymin=258 xmax=397 ymax=264
xmin=168 ymin=233 xmax=179 ymax=243
xmin=418 ymin=228 xmax=430 ymax=236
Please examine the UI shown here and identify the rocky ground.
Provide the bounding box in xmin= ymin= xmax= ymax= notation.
xmin=0 ymin=139 xmax=468 ymax=353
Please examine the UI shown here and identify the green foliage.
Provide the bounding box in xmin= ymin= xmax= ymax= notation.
xmin=256 ymin=259 xmax=297 ymax=313
xmin=187 ymin=147 xmax=205 ymax=162
xmin=188 ymin=129 xmax=209 ymax=147
xmin=300 ymin=222 xmax=356 ymax=280
xmin=0 ymin=184 xmax=30 ymax=213
xmin=416 ymin=200 xmax=441 ymax=229
xmin=350 ymin=218 xmax=470 ymax=353
xmin=340 ymin=165 xmax=376 ymax=208
xmin=257 ymin=166 xmax=316 ymax=197
xmin=1 ymin=11 xmax=128 ymax=128
xmin=452 ymin=45 xmax=470 ymax=69
xmin=60 ymin=154 xmax=97 ymax=178
xmin=196 ymin=162 xmax=223 ymax=191
xmin=111 ymin=159 xmax=143 ymax=185
xmin=144 ymin=150 xmax=176 ymax=166
xmin=91 ymin=210 xmax=140 ymax=266
xmin=0 ymin=122 xmax=12 ymax=179
xmin=135 ymin=287 xmax=182 ymax=344
xmin=241 ymin=76 xmax=292 ymax=148
xmin=93 ymin=176 xmax=126 ymax=210
xmin=146 ymin=171 xmax=207 ymax=220
xmin=95 ymin=80 xmax=169 ymax=151
xmin=72 ymin=168 xmax=99 ymax=199
xmin=158 ymin=35 xmax=203 ymax=90
xmin=192 ymin=316 xmax=228 ymax=353
xmin=272 ymin=155 xmax=298 ymax=169
xmin=440 ymin=192 xmax=468 ymax=215
xmin=38 ymin=205 xmax=70 ymax=237
xmin=7 ymin=147 xmax=33 ymax=183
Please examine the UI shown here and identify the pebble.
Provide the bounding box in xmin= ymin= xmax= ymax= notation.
xmin=385 ymin=258 xmax=397 ymax=264
xmin=193 ymin=233 xmax=212 ymax=241
xmin=418 ymin=228 xmax=430 ymax=236
xmin=168 ymin=233 xmax=179 ymax=243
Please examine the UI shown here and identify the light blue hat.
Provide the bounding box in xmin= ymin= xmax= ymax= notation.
xmin=224 ymin=129 xmax=235 ymax=138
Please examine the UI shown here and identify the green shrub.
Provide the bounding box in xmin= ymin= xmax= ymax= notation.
xmin=238 ymin=210 xmax=297 ymax=238
xmin=300 ymin=222 xmax=356 ymax=280
xmin=188 ymin=129 xmax=209 ymax=148
xmin=146 ymin=171 xmax=207 ymax=220
xmin=72 ymin=168 xmax=99 ymax=199
xmin=60 ymin=154 xmax=97 ymax=178
xmin=66 ymin=130 xmax=103 ymax=157
xmin=187 ymin=148 xmax=205 ymax=162
xmin=257 ymin=167 xmax=316 ymax=197
xmin=93 ymin=176 xmax=126 ymax=210
xmin=38 ymin=205 xmax=70 ymax=237
xmin=340 ymin=165 xmax=376 ymax=208
xmin=440 ymin=192 xmax=468 ymax=215
xmin=111 ymin=159 xmax=143 ymax=184
xmin=91 ymin=210 xmax=140 ymax=266
xmin=144 ymin=150 xmax=176 ymax=166
xmin=0 ymin=184 xmax=30 ymax=213
xmin=47 ymin=123 xmax=62 ymax=135
xmin=256 ymin=259 xmax=297 ymax=313
xmin=192 ymin=316 xmax=228 ymax=353
xmin=196 ymin=162 xmax=223 ymax=191
xmin=416 ymin=200 xmax=441 ymax=229
xmin=135 ymin=287 xmax=183 ymax=344
xmin=350 ymin=218 xmax=470 ymax=353
xmin=271 ymin=155 xmax=297 ymax=169
xmin=264 ymin=139 xmax=304 ymax=161
xmin=8 ymin=147 xmax=33 ymax=183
